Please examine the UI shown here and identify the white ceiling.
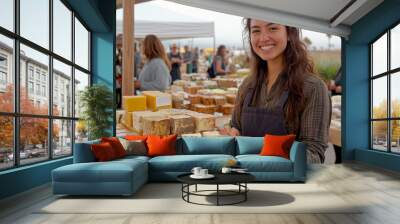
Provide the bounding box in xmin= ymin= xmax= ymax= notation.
xmin=116 ymin=0 xmax=384 ymax=37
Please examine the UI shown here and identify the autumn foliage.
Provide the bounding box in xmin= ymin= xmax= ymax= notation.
xmin=0 ymin=85 xmax=59 ymax=150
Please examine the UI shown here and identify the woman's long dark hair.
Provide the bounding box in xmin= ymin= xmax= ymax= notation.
xmin=243 ymin=18 xmax=316 ymax=130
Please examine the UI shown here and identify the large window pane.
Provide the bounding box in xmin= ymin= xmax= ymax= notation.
xmin=372 ymin=121 xmax=388 ymax=151
xmin=0 ymin=0 xmax=14 ymax=31
xmin=53 ymin=59 xmax=72 ymax=117
xmin=20 ymin=0 xmax=49 ymax=49
xmin=75 ymin=18 xmax=89 ymax=70
xmin=53 ymin=119 xmax=72 ymax=158
xmin=372 ymin=77 xmax=387 ymax=119
xmin=372 ymin=33 xmax=387 ymax=76
xmin=0 ymin=35 xmax=14 ymax=113
xmin=20 ymin=44 xmax=49 ymax=115
xmin=74 ymin=69 xmax=89 ymax=118
xmin=0 ymin=116 xmax=14 ymax=170
xmin=20 ymin=117 xmax=49 ymax=165
xmin=391 ymin=72 xmax=400 ymax=118
xmin=391 ymin=120 xmax=400 ymax=153
xmin=53 ymin=0 xmax=72 ymax=60
xmin=391 ymin=24 xmax=400 ymax=70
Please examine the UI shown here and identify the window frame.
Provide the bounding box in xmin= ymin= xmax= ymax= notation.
xmin=0 ymin=0 xmax=92 ymax=171
xmin=370 ymin=20 xmax=400 ymax=154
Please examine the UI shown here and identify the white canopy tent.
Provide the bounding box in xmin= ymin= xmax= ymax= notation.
xmin=119 ymin=0 xmax=384 ymax=38
xmin=116 ymin=20 xmax=215 ymax=40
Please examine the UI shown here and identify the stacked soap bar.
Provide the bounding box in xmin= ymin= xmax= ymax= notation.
xmin=141 ymin=91 xmax=172 ymax=111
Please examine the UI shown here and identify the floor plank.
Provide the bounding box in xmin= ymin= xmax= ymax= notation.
xmin=1 ymin=162 xmax=400 ymax=224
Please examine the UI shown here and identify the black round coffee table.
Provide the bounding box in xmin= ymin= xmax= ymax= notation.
xmin=177 ymin=173 xmax=255 ymax=206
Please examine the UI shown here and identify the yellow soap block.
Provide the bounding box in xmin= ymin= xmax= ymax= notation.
xmin=142 ymin=91 xmax=172 ymax=111
xmin=123 ymin=96 xmax=147 ymax=112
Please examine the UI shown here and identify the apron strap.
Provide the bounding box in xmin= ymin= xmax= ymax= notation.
xmin=277 ymin=91 xmax=289 ymax=110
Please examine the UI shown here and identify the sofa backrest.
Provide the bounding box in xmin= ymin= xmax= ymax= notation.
xmin=179 ymin=136 xmax=236 ymax=155
xmin=73 ymin=140 xmax=100 ymax=163
xmin=235 ymin=136 xmax=263 ymax=155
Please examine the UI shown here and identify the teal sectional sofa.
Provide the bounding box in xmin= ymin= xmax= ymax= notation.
xmin=52 ymin=136 xmax=306 ymax=196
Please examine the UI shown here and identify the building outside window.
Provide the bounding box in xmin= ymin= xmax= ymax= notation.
xmin=28 ymin=81 xmax=34 ymax=94
xmin=28 ymin=66 xmax=34 ymax=80
xmin=370 ymin=23 xmax=400 ymax=154
xmin=0 ymin=54 xmax=7 ymax=89
xmin=0 ymin=0 xmax=91 ymax=170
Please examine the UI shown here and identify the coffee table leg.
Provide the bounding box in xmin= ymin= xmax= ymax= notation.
xmin=195 ymin=184 xmax=198 ymax=192
xmin=245 ymin=183 xmax=247 ymax=201
xmin=217 ymin=184 xmax=219 ymax=206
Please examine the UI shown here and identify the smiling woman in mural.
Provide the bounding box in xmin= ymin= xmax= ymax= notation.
xmin=228 ymin=19 xmax=331 ymax=163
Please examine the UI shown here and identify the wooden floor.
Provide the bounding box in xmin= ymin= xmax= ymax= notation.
xmin=1 ymin=162 xmax=400 ymax=224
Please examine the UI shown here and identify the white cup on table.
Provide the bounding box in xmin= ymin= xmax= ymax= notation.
xmin=191 ymin=167 xmax=202 ymax=176
xmin=200 ymin=169 xmax=208 ymax=176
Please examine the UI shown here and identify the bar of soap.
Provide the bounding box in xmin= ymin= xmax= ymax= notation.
xmin=225 ymin=94 xmax=236 ymax=104
xmin=142 ymin=91 xmax=172 ymax=111
xmin=132 ymin=111 xmax=161 ymax=133
xmin=184 ymin=86 xmax=201 ymax=94
xmin=220 ymin=104 xmax=235 ymax=115
xmin=202 ymin=131 xmax=222 ymax=137
xmin=189 ymin=94 xmax=202 ymax=105
xmin=170 ymin=115 xmax=195 ymax=135
xmin=123 ymin=96 xmax=147 ymax=112
xmin=191 ymin=113 xmax=216 ymax=132
xmin=193 ymin=104 xmax=217 ymax=114
xmin=123 ymin=111 xmax=133 ymax=128
xmin=201 ymin=95 xmax=215 ymax=105
xmin=116 ymin=110 xmax=125 ymax=124
xmin=142 ymin=116 xmax=171 ymax=136
xmin=214 ymin=96 xmax=227 ymax=106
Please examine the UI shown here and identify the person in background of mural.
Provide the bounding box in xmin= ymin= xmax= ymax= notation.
xmin=115 ymin=34 xmax=123 ymax=109
xmin=192 ymin=47 xmax=199 ymax=73
xmin=134 ymin=43 xmax=142 ymax=79
xmin=168 ymin=43 xmax=182 ymax=83
xmin=226 ymin=19 xmax=331 ymax=163
xmin=134 ymin=35 xmax=171 ymax=91
xmin=183 ymin=45 xmax=193 ymax=73
xmin=208 ymin=45 xmax=228 ymax=78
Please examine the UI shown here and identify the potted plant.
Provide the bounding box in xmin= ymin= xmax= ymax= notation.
xmin=79 ymin=84 xmax=113 ymax=140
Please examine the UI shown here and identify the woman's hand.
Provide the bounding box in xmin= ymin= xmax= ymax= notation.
xmin=228 ymin=127 xmax=241 ymax=136
xmin=134 ymin=80 xmax=141 ymax=89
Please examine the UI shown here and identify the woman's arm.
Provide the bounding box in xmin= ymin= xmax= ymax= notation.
xmin=215 ymin=56 xmax=226 ymax=74
xmin=298 ymin=77 xmax=332 ymax=163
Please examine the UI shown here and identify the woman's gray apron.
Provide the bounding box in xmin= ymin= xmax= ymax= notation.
xmin=240 ymin=88 xmax=289 ymax=137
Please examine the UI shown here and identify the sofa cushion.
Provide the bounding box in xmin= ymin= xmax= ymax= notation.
xmin=119 ymin=138 xmax=147 ymax=156
xmin=147 ymin=135 xmax=177 ymax=157
xmin=260 ymin=134 xmax=296 ymax=159
xmin=53 ymin=159 xmax=147 ymax=183
xmin=236 ymin=155 xmax=293 ymax=172
xmin=101 ymin=137 xmax=127 ymax=158
xmin=149 ymin=154 xmax=235 ymax=172
xmin=236 ymin=137 xmax=263 ymax=155
xmin=181 ymin=137 xmax=235 ymax=155
xmin=91 ymin=142 xmax=118 ymax=161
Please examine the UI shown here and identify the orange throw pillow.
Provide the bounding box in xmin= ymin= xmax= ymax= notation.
xmin=260 ymin=134 xmax=296 ymax=159
xmin=146 ymin=134 xmax=177 ymax=157
xmin=125 ymin=135 xmax=148 ymax=141
xmin=91 ymin=142 xmax=117 ymax=161
xmin=101 ymin=137 xmax=126 ymax=158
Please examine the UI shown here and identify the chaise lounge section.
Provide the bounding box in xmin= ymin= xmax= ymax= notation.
xmin=52 ymin=136 xmax=306 ymax=196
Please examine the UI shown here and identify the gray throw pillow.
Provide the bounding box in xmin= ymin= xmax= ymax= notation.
xmin=119 ymin=138 xmax=147 ymax=156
